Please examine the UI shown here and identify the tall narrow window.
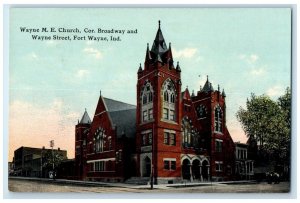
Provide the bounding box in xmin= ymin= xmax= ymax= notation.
xmin=163 ymin=108 xmax=169 ymax=119
xmin=164 ymin=132 xmax=169 ymax=144
xmin=170 ymin=133 xmax=176 ymax=146
xmin=214 ymin=106 xmax=223 ymax=132
xmin=182 ymin=118 xmax=193 ymax=148
xmin=162 ymin=78 xmax=176 ymax=121
xmin=148 ymin=133 xmax=152 ymax=144
xmin=95 ymin=128 xmax=105 ymax=153
xmin=141 ymin=81 xmax=154 ymax=123
xmin=143 ymin=110 xmax=148 ymax=122
xmin=148 ymin=108 xmax=153 ymax=120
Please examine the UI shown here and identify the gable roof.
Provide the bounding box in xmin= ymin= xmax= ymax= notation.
xmin=102 ymin=97 xmax=136 ymax=138
xmin=103 ymin=97 xmax=136 ymax=112
xmin=109 ymin=109 xmax=136 ymax=138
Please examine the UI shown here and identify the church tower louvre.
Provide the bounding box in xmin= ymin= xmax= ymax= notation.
xmin=136 ymin=21 xmax=182 ymax=184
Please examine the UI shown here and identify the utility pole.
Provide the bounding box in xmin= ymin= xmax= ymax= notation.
xmin=50 ymin=140 xmax=55 ymax=179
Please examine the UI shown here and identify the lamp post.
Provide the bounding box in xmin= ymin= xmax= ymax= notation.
xmin=40 ymin=146 xmax=45 ymax=178
xmin=50 ymin=140 xmax=55 ymax=179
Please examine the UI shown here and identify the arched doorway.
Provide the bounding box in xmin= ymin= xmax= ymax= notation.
xmin=143 ymin=157 xmax=151 ymax=177
xmin=202 ymin=160 xmax=209 ymax=181
xmin=182 ymin=159 xmax=191 ymax=180
xmin=192 ymin=159 xmax=201 ymax=180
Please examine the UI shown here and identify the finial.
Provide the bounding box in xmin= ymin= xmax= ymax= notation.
xmin=169 ymin=42 xmax=171 ymax=48
xmin=218 ymin=84 xmax=220 ymax=92
xmin=158 ymin=20 xmax=161 ymax=29
xmin=147 ymin=43 xmax=149 ymax=49
xmin=139 ymin=63 xmax=141 ymax=68
xmin=177 ymin=61 xmax=179 ymax=66
xmin=186 ymin=85 xmax=188 ymax=89
xmin=85 ymin=108 xmax=87 ymax=112
xmin=78 ymin=119 xmax=79 ymax=124
xmin=207 ymin=75 xmax=209 ymax=81
xmin=100 ymin=90 xmax=101 ymax=96
xmin=200 ymin=85 xmax=202 ymax=90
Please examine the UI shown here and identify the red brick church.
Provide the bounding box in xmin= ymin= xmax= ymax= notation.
xmin=75 ymin=21 xmax=236 ymax=184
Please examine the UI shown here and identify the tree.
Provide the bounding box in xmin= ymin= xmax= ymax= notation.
xmin=42 ymin=150 xmax=65 ymax=172
xmin=236 ymin=89 xmax=291 ymax=174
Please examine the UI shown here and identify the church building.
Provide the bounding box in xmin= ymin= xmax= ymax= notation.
xmin=75 ymin=21 xmax=236 ymax=184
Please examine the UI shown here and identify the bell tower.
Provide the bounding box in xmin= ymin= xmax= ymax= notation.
xmin=136 ymin=21 xmax=182 ymax=184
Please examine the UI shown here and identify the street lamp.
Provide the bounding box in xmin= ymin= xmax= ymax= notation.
xmin=40 ymin=146 xmax=45 ymax=178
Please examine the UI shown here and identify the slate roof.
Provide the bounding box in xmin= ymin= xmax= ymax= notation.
xmin=79 ymin=109 xmax=92 ymax=124
xmin=109 ymin=109 xmax=136 ymax=138
xmin=103 ymin=97 xmax=136 ymax=112
xmin=150 ymin=21 xmax=168 ymax=63
xmin=201 ymin=76 xmax=214 ymax=93
xmin=102 ymin=97 xmax=136 ymax=138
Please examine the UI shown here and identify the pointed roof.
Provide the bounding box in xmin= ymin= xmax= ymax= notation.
xmin=138 ymin=63 xmax=142 ymax=73
xmin=201 ymin=75 xmax=214 ymax=92
xmin=176 ymin=61 xmax=181 ymax=72
xmin=151 ymin=21 xmax=168 ymax=62
xmin=79 ymin=109 xmax=91 ymax=124
xmin=222 ymin=89 xmax=226 ymax=97
xmin=182 ymin=87 xmax=191 ymax=100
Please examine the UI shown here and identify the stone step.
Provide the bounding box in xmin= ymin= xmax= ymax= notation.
xmin=124 ymin=177 xmax=151 ymax=185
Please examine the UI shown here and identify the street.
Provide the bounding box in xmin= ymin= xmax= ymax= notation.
xmin=8 ymin=178 xmax=290 ymax=193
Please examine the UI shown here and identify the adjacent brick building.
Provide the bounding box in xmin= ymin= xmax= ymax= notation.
xmin=75 ymin=21 xmax=236 ymax=183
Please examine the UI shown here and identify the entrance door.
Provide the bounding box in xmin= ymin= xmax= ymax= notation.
xmin=143 ymin=157 xmax=151 ymax=177
xmin=202 ymin=160 xmax=209 ymax=181
xmin=192 ymin=160 xmax=200 ymax=180
xmin=182 ymin=159 xmax=191 ymax=180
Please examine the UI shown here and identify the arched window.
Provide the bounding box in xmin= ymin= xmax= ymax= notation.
xmin=214 ymin=105 xmax=223 ymax=132
xmin=196 ymin=105 xmax=207 ymax=118
xmin=95 ymin=127 xmax=105 ymax=153
xmin=141 ymin=81 xmax=154 ymax=122
xmin=162 ymin=78 xmax=176 ymax=121
xmin=182 ymin=118 xmax=193 ymax=148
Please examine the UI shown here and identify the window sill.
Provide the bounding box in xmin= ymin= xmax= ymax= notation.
xmin=161 ymin=119 xmax=177 ymax=124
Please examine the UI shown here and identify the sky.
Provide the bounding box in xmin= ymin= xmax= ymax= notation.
xmin=8 ymin=8 xmax=291 ymax=161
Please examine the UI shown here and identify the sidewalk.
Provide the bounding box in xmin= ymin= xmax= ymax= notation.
xmin=9 ymin=176 xmax=256 ymax=190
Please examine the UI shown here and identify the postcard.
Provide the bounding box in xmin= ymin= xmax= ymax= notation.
xmin=7 ymin=7 xmax=292 ymax=195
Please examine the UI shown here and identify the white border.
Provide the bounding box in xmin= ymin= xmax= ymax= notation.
xmin=1 ymin=1 xmax=299 ymax=201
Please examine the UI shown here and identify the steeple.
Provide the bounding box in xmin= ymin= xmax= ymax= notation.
xmin=222 ymin=89 xmax=226 ymax=97
xmin=79 ymin=109 xmax=91 ymax=124
xmin=176 ymin=61 xmax=181 ymax=72
xmin=145 ymin=43 xmax=152 ymax=61
xmin=138 ymin=63 xmax=142 ymax=73
xmin=201 ymin=75 xmax=214 ymax=92
xmin=151 ymin=20 xmax=168 ymax=61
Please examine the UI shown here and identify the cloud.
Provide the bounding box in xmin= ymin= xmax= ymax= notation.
xmin=83 ymin=47 xmax=102 ymax=59
xmin=250 ymin=67 xmax=266 ymax=76
xmin=75 ymin=69 xmax=90 ymax=79
xmin=239 ymin=53 xmax=259 ymax=64
xmin=266 ymin=85 xmax=284 ymax=97
xmin=173 ymin=48 xmax=198 ymax=58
